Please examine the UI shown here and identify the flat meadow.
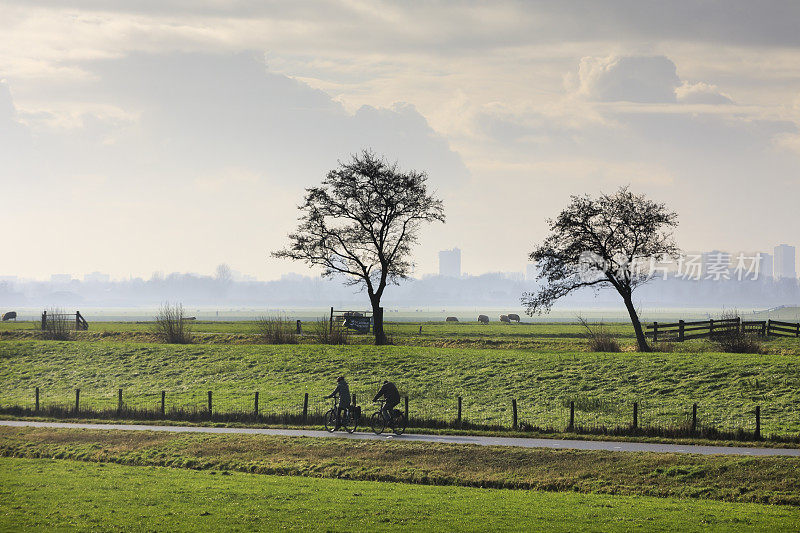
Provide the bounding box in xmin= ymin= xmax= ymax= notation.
xmin=1 ymin=318 xmax=799 ymax=531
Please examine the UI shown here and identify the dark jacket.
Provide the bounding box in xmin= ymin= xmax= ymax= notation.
xmin=327 ymin=380 xmax=351 ymax=407
xmin=373 ymin=381 xmax=400 ymax=405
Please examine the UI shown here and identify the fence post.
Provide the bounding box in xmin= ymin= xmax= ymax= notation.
xmin=117 ymin=388 xmax=123 ymax=414
xmin=568 ymin=400 xmax=575 ymax=431
xmin=296 ymin=320 xmax=302 ymax=335
xmin=302 ymin=393 xmax=309 ymax=422
xmin=329 ymin=307 xmax=334 ymax=334
xmin=766 ymin=319 xmax=771 ymax=337
xmin=691 ymin=403 xmax=697 ymax=433
xmin=512 ymin=399 xmax=518 ymax=430
xmin=457 ymin=396 xmax=462 ymax=425
xmin=404 ymin=396 xmax=409 ymax=422
xmin=35 ymin=387 xmax=39 ymax=411
xmin=755 ymin=405 xmax=761 ymax=439
xmin=41 ymin=311 xmax=46 ymax=331
xmin=254 ymin=391 xmax=259 ymax=416
xmin=652 ymin=322 xmax=658 ymax=343
xmin=75 ymin=389 xmax=80 ymax=413
xmin=207 ymin=391 xmax=212 ymax=414
xmin=632 ymin=402 xmax=638 ymax=431
xmin=161 ymin=391 xmax=166 ymax=417
xmin=709 ymin=319 xmax=715 ymax=338
xmin=761 ymin=321 xmax=767 ymax=337
xmin=678 ymin=320 xmax=685 ymax=342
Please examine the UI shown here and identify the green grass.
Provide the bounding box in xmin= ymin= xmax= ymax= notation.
xmin=2 ymin=427 xmax=799 ymax=505
xmin=4 ymin=319 xmax=798 ymax=354
xmin=1 ymin=340 xmax=799 ymax=435
xmin=2 ymin=457 xmax=798 ymax=532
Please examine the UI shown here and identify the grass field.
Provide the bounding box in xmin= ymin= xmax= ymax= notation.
xmin=2 ymin=456 xmax=799 ymax=532
xmin=3 ymin=318 xmax=799 ymax=354
xmin=2 ymin=427 xmax=799 ymax=505
xmin=1 ymin=339 xmax=799 ymax=436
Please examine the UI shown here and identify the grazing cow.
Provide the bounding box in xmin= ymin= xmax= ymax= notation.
xmin=507 ymin=313 xmax=520 ymax=323
xmin=2 ymin=311 xmax=17 ymax=322
xmin=500 ymin=315 xmax=510 ymax=323
xmin=446 ymin=316 xmax=459 ymax=322
xmin=477 ymin=314 xmax=489 ymax=324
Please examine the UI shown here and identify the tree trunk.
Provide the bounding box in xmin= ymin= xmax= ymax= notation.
xmin=622 ymin=293 xmax=650 ymax=352
xmin=371 ymin=302 xmax=387 ymax=345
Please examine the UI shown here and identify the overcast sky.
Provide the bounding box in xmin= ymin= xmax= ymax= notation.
xmin=2 ymin=1 xmax=799 ymax=280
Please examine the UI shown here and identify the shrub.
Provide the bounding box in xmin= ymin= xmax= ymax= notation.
xmin=154 ymin=303 xmax=193 ymax=344
xmin=42 ymin=308 xmax=72 ymax=341
xmin=577 ymin=316 xmax=621 ymax=353
xmin=714 ymin=331 xmax=765 ymax=354
xmin=313 ymin=317 xmax=348 ymax=345
xmin=256 ymin=316 xmax=298 ymax=344
xmin=713 ymin=310 xmax=764 ymax=354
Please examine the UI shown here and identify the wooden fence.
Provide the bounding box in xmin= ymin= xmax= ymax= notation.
xmin=647 ymin=317 xmax=799 ymax=342
xmin=40 ymin=310 xmax=89 ymax=331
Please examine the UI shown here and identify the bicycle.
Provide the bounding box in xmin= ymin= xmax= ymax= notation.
xmin=369 ymin=399 xmax=407 ymax=435
xmin=324 ymin=398 xmax=359 ymax=434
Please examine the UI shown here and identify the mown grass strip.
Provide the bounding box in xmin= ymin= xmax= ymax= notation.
xmin=4 ymin=457 xmax=799 ymax=532
xmin=1 ymin=427 xmax=798 ymax=506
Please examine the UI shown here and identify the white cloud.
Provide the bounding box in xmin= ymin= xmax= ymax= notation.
xmin=571 ymin=55 xmax=680 ymax=103
xmin=675 ymin=82 xmax=733 ymax=104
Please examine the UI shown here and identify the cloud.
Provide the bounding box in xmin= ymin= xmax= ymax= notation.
xmin=571 ymin=55 xmax=679 ymax=103
xmin=675 ymin=82 xmax=733 ymax=104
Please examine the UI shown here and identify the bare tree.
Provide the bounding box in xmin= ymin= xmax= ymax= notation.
xmin=273 ymin=150 xmax=445 ymax=344
xmin=215 ymin=263 xmax=232 ymax=283
xmin=522 ymin=187 xmax=679 ymax=352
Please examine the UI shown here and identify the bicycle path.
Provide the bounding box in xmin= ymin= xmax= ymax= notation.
xmin=1 ymin=420 xmax=798 ymax=457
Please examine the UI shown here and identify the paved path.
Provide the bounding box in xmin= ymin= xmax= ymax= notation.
xmin=2 ymin=420 xmax=798 ymax=457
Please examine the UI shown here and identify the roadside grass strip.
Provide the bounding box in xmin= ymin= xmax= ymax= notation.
xmin=1 ymin=427 xmax=799 ymax=506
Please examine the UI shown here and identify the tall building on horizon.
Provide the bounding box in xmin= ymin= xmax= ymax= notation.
xmin=758 ymin=252 xmax=773 ymax=280
xmin=774 ymin=244 xmax=797 ymax=279
xmin=438 ymin=248 xmax=461 ymax=278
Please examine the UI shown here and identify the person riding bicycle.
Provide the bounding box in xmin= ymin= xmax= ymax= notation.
xmin=372 ymin=380 xmax=400 ymax=422
xmin=326 ymin=376 xmax=351 ymax=430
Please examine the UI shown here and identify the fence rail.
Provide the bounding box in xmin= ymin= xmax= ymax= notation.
xmin=647 ymin=317 xmax=799 ymax=342
xmin=2 ymin=387 xmax=797 ymax=442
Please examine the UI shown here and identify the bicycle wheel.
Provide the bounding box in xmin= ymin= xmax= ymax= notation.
xmin=370 ymin=411 xmax=385 ymax=435
xmin=324 ymin=408 xmax=337 ymax=433
xmin=392 ymin=411 xmax=407 ymax=435
xmin=345 ymin=409 xmax=357 ymax=434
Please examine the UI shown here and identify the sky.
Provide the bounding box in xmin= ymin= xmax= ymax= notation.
xmin=1 ymin=1 xmax=799 ymax=281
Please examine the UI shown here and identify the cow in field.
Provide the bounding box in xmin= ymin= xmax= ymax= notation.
xmin=2 ymin=311 xmax=16 ymax=322
xmin=477 ymin=314 xmax=489 ymax=324
xmin=446 ymin=316 xmax=459 ymax=322
xmin=500 ymin=315 xmax=510 ymax=323
xmin=507 ymin=313 xmax=520 ymax=323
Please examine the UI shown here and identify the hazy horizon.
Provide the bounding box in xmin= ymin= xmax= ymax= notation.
xmin=3 ymin=1 xmax=800 ymax=281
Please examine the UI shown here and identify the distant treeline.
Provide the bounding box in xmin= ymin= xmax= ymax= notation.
xmin=0 ymin=273 xmax=797 ymax=308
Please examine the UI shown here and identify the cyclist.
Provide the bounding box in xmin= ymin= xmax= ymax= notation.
xmin=372 ymin=380 xmax=400 ymax=423
xmin=326 ymin=376 xmax=351 ymax=430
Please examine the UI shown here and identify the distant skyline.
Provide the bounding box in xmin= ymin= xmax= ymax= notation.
xmin=5 ymin=242 xmax=798 ymax=283
xmin=2 ymin=2 xmax=800 ymax=280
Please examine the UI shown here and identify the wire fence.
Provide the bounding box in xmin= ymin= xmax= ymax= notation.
xmin=1 ymin=386 xmax=798 ymax=443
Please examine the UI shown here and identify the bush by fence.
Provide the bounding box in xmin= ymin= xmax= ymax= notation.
xmin=2 ymin=386 xmax=797 ymax=443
